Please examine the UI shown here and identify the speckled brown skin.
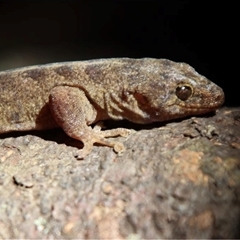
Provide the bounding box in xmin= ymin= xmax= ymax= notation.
xmin=0 ymin=58 xmax=224 ymax=158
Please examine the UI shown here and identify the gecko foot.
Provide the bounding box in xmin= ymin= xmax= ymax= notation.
xmin=74 ymin=138 xmax=126 ymax=160
xmin=71 ymin=128 xmax=130 ymax=159
xmin=74 ymin=128 xmax=129 ymax=160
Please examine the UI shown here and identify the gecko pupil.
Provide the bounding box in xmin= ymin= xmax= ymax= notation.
xmin=176 ymin=85 xmax=192 ymax=101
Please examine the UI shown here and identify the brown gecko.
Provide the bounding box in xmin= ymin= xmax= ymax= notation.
xmin=0 ymin=58 xmax=224 ymax=159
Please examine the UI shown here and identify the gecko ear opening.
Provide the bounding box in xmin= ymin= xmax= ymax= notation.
xmin=133 ymin=92 xmax=149 ymax=106
xmin=176 ymin=85 xmax=193 ymax=101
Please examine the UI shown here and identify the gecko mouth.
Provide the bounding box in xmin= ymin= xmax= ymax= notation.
xmin=177 ymin=103 xmax=223 ymax=112
xmin=177 ymin=92 xmax=225 ymax=111
xmin=180 ymin=102 xmax=223 ymax=109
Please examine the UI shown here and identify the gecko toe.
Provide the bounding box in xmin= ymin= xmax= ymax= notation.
xmin=74 ymin=141 xmax=93 ymax=160
xmin=74 ymin=150 xmax=88 ymax=160
xmin=119 ymin=128 xmax=132 ymax=137
xmin=113 ymin=142 xmax=126 ymax=153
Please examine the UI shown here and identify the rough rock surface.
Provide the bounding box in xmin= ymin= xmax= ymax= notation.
xmin=0 ymin=107 xmax=239 ymax=239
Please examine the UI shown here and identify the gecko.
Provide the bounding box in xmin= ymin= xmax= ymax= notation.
xmin=0 ymin=58 xmax=224 ymax=159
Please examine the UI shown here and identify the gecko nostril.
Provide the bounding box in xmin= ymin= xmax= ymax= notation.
xmin=216 ymin=93 xmax=223 ymax=101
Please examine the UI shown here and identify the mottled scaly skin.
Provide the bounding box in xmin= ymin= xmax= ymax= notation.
xmin=0 ymin=58 xmax=224 ymax=158
xmin=0 ymin=58 xmax=224 ymax=130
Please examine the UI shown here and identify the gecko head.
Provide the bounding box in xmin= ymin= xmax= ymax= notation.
xmin=124 ymin=58 xmax=225 ymax=123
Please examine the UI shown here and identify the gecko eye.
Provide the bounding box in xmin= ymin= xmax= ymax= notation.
xmin=176 ymin=85 xmax=192 ymax=101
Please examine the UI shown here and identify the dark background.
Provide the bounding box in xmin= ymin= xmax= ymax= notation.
xmin=0 ymin=1 xmax=238 ymax=106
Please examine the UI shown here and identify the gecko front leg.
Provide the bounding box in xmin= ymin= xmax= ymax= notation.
xmin=49 ymin=86 xmax=131 ymax=159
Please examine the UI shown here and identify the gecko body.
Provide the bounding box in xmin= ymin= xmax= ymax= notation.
xmin=0 ymin=58 xmax=224 ymax=158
